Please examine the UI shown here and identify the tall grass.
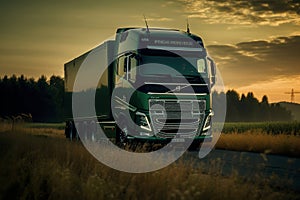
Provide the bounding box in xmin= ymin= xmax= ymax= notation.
xmin=0 ymin=121 xmax=64 ymax=138
xmin=216 ymin=131 xmax=300 ymax=157
xmin=223 ymin=122 xmax=300 ymax=135
xmin=0 ymin=124 xmax=299 ymax=200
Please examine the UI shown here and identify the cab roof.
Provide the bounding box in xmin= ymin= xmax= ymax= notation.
xmin=116 ymin=27 xmax=204 ymax=46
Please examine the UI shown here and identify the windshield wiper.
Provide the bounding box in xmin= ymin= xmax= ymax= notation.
xmin=176 ymin=74 xmax=202 ymax=80
xmin=177 ymin=74 xmax=200 ymax=78
xmin=146 ymin=73 xmax=171 ymax=78
xmin=175 ymin=74 xmax=209 ymax=84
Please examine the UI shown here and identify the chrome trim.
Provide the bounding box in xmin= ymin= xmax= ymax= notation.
xmin=114 ymin=96 xmax=137 ymax=112
xmin=147 ymin=45 xmax=203 ymax=52
xmin=98 ymin=121 xmax=115 ymax=124
xmin=148 ymin=92 xmax=207 ymax=96
xmin=149 ymin=99 xmax=206 ymax=138
xmin=145 ymin=82 xmax=208 ymax=86
xmin=202 ymin=111 xmax=214 ymax=131
xmin=136 ymin=111 xmax=152 ymax=132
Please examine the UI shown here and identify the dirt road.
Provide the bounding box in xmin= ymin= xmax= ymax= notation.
xmin=184 ymin=149 xmax=300 ymax=191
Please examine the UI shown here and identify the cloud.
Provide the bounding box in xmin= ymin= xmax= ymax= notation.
xmin=178 ymin=0 xmax=300 ymax=26
xmin=236 ymin=75 xmax=300 ymax=103
xmin=207 ymin=35 xmax=300 ymax=87
xmin=146 ymin=17 xmax=173 ymax=22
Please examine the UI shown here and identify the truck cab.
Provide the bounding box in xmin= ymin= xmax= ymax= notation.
xmin=112 ymin=28 xmax=216 ymax=147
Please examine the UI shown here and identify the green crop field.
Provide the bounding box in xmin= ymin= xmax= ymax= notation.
xmin=222 ymin=122 xmax=300 ymax=135
xmin=1 ymin=121 xmax=300 ymax=157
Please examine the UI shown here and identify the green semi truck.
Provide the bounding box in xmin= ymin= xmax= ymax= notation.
xmin=64 ymin=27 xmax=216 ymax=149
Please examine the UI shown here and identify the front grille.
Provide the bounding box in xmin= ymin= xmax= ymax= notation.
xmin=156 ymin=118 xmax=199 ymax=124
xmin=149 ymin=99 xmax=206 ymax=138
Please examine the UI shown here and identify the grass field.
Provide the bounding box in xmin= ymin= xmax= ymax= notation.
xmin=1 ymin=121 xmax=300 ymax=157
xmin=222 ymin=122 xmax=300 ymax=135
xmin=0 ymin=127 xmax=299 ymax=200
xmin=217 ymin=122 xmax=300 ymax=157
xmin=0 ymin=122 xmax=300 ymax=199
xmin=216 ymin=132 xmax=300 ymax=157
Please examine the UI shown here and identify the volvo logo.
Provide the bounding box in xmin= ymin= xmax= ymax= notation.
xmin=175 ymin=85 xmax=181 ymax=92
xmin=167 ymin=84 xmax=190 ymax=93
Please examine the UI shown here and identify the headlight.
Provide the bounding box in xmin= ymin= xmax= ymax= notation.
xmin=136 ymin=112 xmax=152 ymax=132
xmin=203 ymin=111 xmax=213 ymax=131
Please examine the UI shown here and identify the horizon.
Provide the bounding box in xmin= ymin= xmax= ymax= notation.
xmin=1 ymin=73 xmax=299 ymax=104
xmin=0 ymin=0 xmax=299 ymax=103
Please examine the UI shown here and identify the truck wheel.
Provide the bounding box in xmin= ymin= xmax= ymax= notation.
xmin=74 ymin=122 xmax=80 ymax=141
xmin=89 ymin=120 xmax=96 ymax=142
xmin=65 ymin=121 xmax=71 ymax=138
xmin=188 ymin=140 xmax=201 ymax=151
xmin=69 ymin=126 xmax=73 ymax=141
xmin=68 ymin=122 xmax=75 ymax=141
xmin=82 ymin=121 xmax=88 ymax=141
xmin=116 ymin=122 xmax=128 ymax=148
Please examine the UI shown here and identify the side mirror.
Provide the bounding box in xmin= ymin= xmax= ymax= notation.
xmin=211 ymin=76 xmax=216 ymax=86
xmin=124 ymin=56 xmax=132 ymax=80
xmin=124 ymin=57 xmax=128 ymax=72
xmin=208 ymin=57 xmax=216 ymax=87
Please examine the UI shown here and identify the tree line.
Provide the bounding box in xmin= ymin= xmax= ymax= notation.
xmin=223 ymin=90 xmax=292 ymax=122
xmin=0 ymin=75 xmax=292 ymax=122
xmin=0 ymin=75 xmax=64 ymax=122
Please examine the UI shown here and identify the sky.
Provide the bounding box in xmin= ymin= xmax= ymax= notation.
xmin=0 ymin=0 xmax=299 ymax=103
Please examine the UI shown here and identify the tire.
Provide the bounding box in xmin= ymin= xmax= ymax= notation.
xmin=65 ymin=121 xmax=79 ymax=141
xmin=116 ymin=121 xmax=129 ymax=148
xmin=82 ymin=121 xmax=88 ymax=141
xmin=188 ymin=140 xmax=201 ymax=151
xmin=75 ymin=122 xmax=80 ymax=141
xmin=89 ymin=120 xmax=96 ymax=142
xmin=69 ymin=122 xmax=75 ymax=141
xmin=65 ymin=121 xmax=71 ymax=138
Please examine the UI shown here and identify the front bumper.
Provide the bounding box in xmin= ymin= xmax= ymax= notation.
xmin=126 ymin=134 xmax=213 ymax=144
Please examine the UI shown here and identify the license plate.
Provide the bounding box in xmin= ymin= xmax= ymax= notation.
xmin=172 ymin=138 xmax=185 ymax=143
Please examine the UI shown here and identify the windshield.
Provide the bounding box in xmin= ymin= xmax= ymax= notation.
xmin=138 ymin=50 xmax=208 ymax=78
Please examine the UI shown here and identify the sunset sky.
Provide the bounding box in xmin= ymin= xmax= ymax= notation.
xmin=0 ymin=0 xmax=299 ymax=103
